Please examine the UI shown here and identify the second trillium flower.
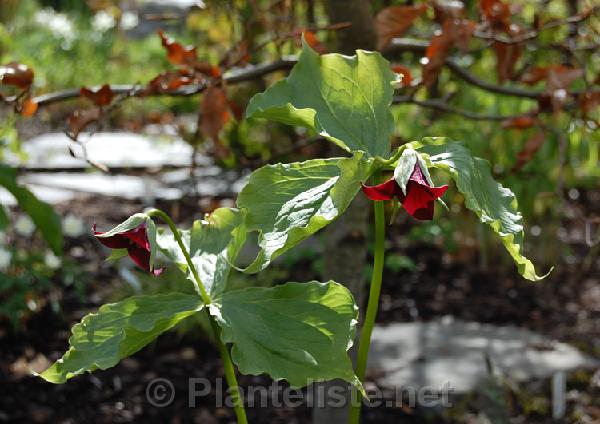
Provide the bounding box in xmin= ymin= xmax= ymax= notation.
xmin=94 ymin=214 xmax=162 ymax=275
xmin=362 ymin=148 xmax=448 ymax=221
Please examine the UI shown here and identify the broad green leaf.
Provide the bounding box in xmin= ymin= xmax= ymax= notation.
xmin=236 ymin=153 xmax=373 ymax=273
xmin=156 ymin=208 xmax=246 ymax=296
xmin=40 ymin=293 xmax=203 ymax=383
xmin=0 ymin=165 xmax=62 ymax=254
xmin=190 ymin=208 xmax=246 ymax=295
xmin=210 ymin=281 xmax=361 ymax=389
xmin=246 ymin=42 xmax=397 ymax=158
xmin=156 ymin=227 xmax=190 ymax=270
xmin=415 ymin=140 xmax=550 ymax=281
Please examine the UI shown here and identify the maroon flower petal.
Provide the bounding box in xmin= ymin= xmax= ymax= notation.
xmin=127 ymin=244 xmax=151 ymax=271
xmin=93 ymin=225 xmax=131 ymax=249
xmin=426 ymin=185 xmax=448 ymax=199
xmin=127 ymin=245 xmax=163 ymax=275
xmin=122 ymin=225 xmax=151 ymax=250
xmin=402 ymin=181 xmax=448 ymax=221
xmin=94 ymin=223 xmax=161 ymax=275
xmin=407 ymin=163 xmax=429 ymax=185
xmin=361 ymin=178 xmax=399 ymax=201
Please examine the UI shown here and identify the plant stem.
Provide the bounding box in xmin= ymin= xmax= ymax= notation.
xmin=147 ymin=209 xmax=248 ymax=424
xmin=147 ymin=209 xmax=211 ymax=304
xmin=347 ymin=172 xmax=386 ymax=424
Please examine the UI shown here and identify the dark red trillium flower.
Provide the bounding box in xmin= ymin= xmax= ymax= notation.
xmin=362 ymin=164 xmax=448 ymax=220
xmin=93 ymin=224 xmax=163 ymax=275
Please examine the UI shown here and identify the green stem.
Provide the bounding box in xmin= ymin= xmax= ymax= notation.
xmin=348 ymin=172 xmax=387 ymax=424
xmin=147 ymin=209 xmax=211 ymax=304
xmin=147 ymin=209 xmax=248 ymax=424
xmin=379 ymin=144 xmax=407 ymax=166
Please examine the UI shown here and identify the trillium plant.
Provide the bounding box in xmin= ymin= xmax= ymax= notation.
xmin=39 ymin=41 xmax=550 ymax=424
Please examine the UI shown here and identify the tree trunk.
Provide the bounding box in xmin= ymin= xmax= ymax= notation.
xmin=312 ymin=1 xmax=376 ymax=422
xmin=323 ymin=0 xmax=377 ymax=54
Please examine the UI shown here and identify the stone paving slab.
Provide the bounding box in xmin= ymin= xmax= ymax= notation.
xmin=368 ymin=320 xmax=598 ymax=393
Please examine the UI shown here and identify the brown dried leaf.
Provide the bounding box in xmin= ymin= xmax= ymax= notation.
xmin=521 ymin=66 xmax=549 ymax=85
xmin=546 ymin=66 xmax=583 ymax=92
xmin=194 ymin=63 xmax=221 ymax=79
xmin=493 ymin=41 xmax=522 ymax=83
xmin=480 ymin=0 xmax=511 ymax=31
xmin=304 ymin=31 xmax=327 ymax=55
xmin=200 ymin=86 xmax=230 ymax=143
xmin=158 ymin=31 xmax=220 ymax=77
xmin=20 ymin=97 xmax=38 ymax=117
xmin=433 ymin=0 xmax=466 ymax=23
xmin=143 ymin=70 xmax=197 ymax=95
xmin=579 ymin=92 xmax=600 ymax=117
xmin=421 ymin=17 xmax=476 ymax=86
xmin=422 ymin=21 xmax=455 ymax=86
xmin=228 ymin=98 xmax=244 ymax=122
xmin=453 ymin=19 xmax=477 ymax=52
xmin=522 ymin=65 xmax=583 ymax=90
xmin=158 ymin=30 xmax=198 ymax=67
xmin=0 ymin=62 xmax=34 ymax=89
xmin=375 ymin=4 xmax=428 ymax=50
xmin=67 ymin=108 xmax=101 ymax=139
xmin=391 ymin=64 xmax=413 ymax=87
xmin=513 ymin=130 xmax=545 ymax=171
xmin=501 ymin=115 xmax=538 ymax=129
xmin=80 ymin=84 xmax=114 ymax=106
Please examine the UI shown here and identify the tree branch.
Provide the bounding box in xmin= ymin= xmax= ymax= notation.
xmin=386 ymin=38 xmax=599 ymax=99
xmin=29 ymin=47 xmax=598 ymax=110
xmin=444 ymin=60 xmax=541 ymax=99
xmin=473 ymin=6 xmax=597 ymax=45
xmin=392 ymin=95 xmax=525 ymax=121
xmin=33 ymin=58 xmax=296 ymax=106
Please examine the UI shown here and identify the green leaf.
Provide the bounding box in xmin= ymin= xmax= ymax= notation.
xmin=105 ymin=248 xmax=129 ymax=262
xmin=211 ymin=281 xmax=361 ymax=389
xmin=40 ymin=293 xmax=203 ymax=383
xmin=190 ymin=208 xmax=246 ymax=295
xmin=0 ymin=165 xmax=62 ymax=254
xmin=416 ymin=140 xmax=550 ymax=281
xmin=157 ymin=208 xmax=247 ymax=296
xmin=246 ymin=42 xmax=397 ymax=158
xmin=236 ymin=153 xmax=373 ymax=273
xmin=156 ymin=227 xmax=189 ymax=271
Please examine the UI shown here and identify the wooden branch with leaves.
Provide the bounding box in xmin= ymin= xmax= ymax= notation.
xmin=1 ymin=0 xmax=597 ymax=150
xmin=26 ymin=56 xmax=598 ymax=114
